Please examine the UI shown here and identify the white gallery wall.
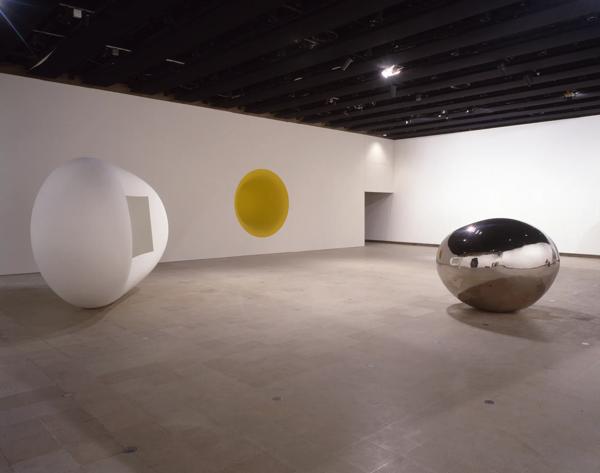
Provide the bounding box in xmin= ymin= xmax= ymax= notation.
xmin=364 ymin=140 xmax=395 ymax=193
xmin=4 ymin=72 xmax=599 ymax=277
xmin=0 ymin=73 xmax=393 ymax=275
xmin=366 ymin=116 xmax=600 ymax=255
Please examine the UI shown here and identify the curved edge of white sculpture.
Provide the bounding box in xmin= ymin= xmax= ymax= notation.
xmin=31 ymin=158 xmax=169 ymax=308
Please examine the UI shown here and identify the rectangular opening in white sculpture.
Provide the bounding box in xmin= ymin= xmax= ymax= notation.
xmin=127 ymin=196 xmax=154 ymax=257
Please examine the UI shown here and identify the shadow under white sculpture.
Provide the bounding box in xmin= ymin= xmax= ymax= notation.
xmin=31 ymin=158 xmax=168 ymax=308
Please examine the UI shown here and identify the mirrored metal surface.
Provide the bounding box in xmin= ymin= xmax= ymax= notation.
xmin=437 ymin=218 xmax=560 ymax=312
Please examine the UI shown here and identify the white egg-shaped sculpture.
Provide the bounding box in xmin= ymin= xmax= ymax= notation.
xmin=31 ymin=158 xmax=168 ymax=308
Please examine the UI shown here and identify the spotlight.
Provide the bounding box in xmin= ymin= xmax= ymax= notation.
xmin=381 ymin=65 xmax=402 ymax=78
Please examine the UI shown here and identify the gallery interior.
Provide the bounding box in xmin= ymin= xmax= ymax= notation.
xmin=1 ymin=1 xmax=600 ymax=472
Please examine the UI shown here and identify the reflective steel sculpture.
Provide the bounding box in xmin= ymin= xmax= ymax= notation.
xmin=437 ymin=218 xmax=559 ymax=312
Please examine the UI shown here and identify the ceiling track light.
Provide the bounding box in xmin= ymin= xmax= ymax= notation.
xmin=106 ymin=44 xmax=131 ymax=53
xmin=564 ymin=89 xmax=581 ymax=99
xmin=106 ymin=44 xmax=131 ymax=57
xmin=381 ymin=65 xmax=402 ymax=78
xmin=341 ymin=57 xmax=354 ymax=71
xmin=58 ymin=3 xmax=94 ymax=16
xmin=303 ymin=38 xmax=318 ymax=49
xmin=451 ymin=82 xmax=471 ymax=90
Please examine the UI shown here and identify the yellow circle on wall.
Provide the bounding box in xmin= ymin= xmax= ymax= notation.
xmin=234 ymin=169 xmax=289 ymax=238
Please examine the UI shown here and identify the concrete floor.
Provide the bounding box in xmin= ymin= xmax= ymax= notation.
xmin=0 ymin=243 xmax=599 ymax=473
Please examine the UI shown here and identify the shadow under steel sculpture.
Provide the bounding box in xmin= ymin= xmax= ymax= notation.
xmin=31 ymin=158 xmax=168 ymax=308
xmin=437 ymin=218 xmax=559 ymax=312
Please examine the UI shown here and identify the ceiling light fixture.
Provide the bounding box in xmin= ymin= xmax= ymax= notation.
xmin=381 ymin=65 xmax=402 ymax=78
xmin=165 ymin=58 xmax=185 ymax=65
xmin=341 ymin=57 xmax=354 ymax=71
xmin=564 ymin=89 xmax=581 ymax=99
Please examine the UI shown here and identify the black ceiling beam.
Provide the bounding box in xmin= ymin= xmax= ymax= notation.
xmin=225 ymin=0 xmax=598 ymax=110
xmin=177 ymin=0 xmax=522 ymax=102
xmin=283 ymin=26 xmax=600 ymax=120
xmin=304 ymin=44 xmax=600 ymax=124
xmin=86 ymin=0 xmax=286 ymax=86
xmin=340 ymin=72 xmax=600 ymax=129
xmin=272 ymin=27 xmax=600 ymax=117
xmin=340 ymin=73 xmax=600 ymax=130
xmin=409 ymin=88 xmax=600 ymax=126
xmin=320 ymin=62 xmax=600 ymax=128
xmin=31 ymin=1 xmax=175 ymax=78
xmin=371 ymin=92 xmax=600 ymax=134
xmin=137 ymin=0 xmax=412 ymax=95
xmin=304 ymin=47 xmax=600 ymax=124
xmin=388 ymin=104 xmax=600 ymax=139
xmin=330 ymin=63 xmax=600 ymax=127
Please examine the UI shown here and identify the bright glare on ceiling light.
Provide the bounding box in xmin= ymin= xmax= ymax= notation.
xmin=381 ymin=65 xmax=402 ymax=78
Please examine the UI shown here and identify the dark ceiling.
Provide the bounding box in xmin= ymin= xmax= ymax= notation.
xmin=2 ymin=0 xmax=600 ymax=139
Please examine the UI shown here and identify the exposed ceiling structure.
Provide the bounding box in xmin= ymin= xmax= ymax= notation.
xmin=2 ymin=0 xmax=600 ymax=139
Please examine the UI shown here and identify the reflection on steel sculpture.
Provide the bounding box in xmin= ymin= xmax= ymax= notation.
xmin=437 ymin=218 xmax=560 ymax=312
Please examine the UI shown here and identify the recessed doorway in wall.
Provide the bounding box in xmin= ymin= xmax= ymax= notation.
xmin=365 ymin=191 xmax=393 ymax=242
